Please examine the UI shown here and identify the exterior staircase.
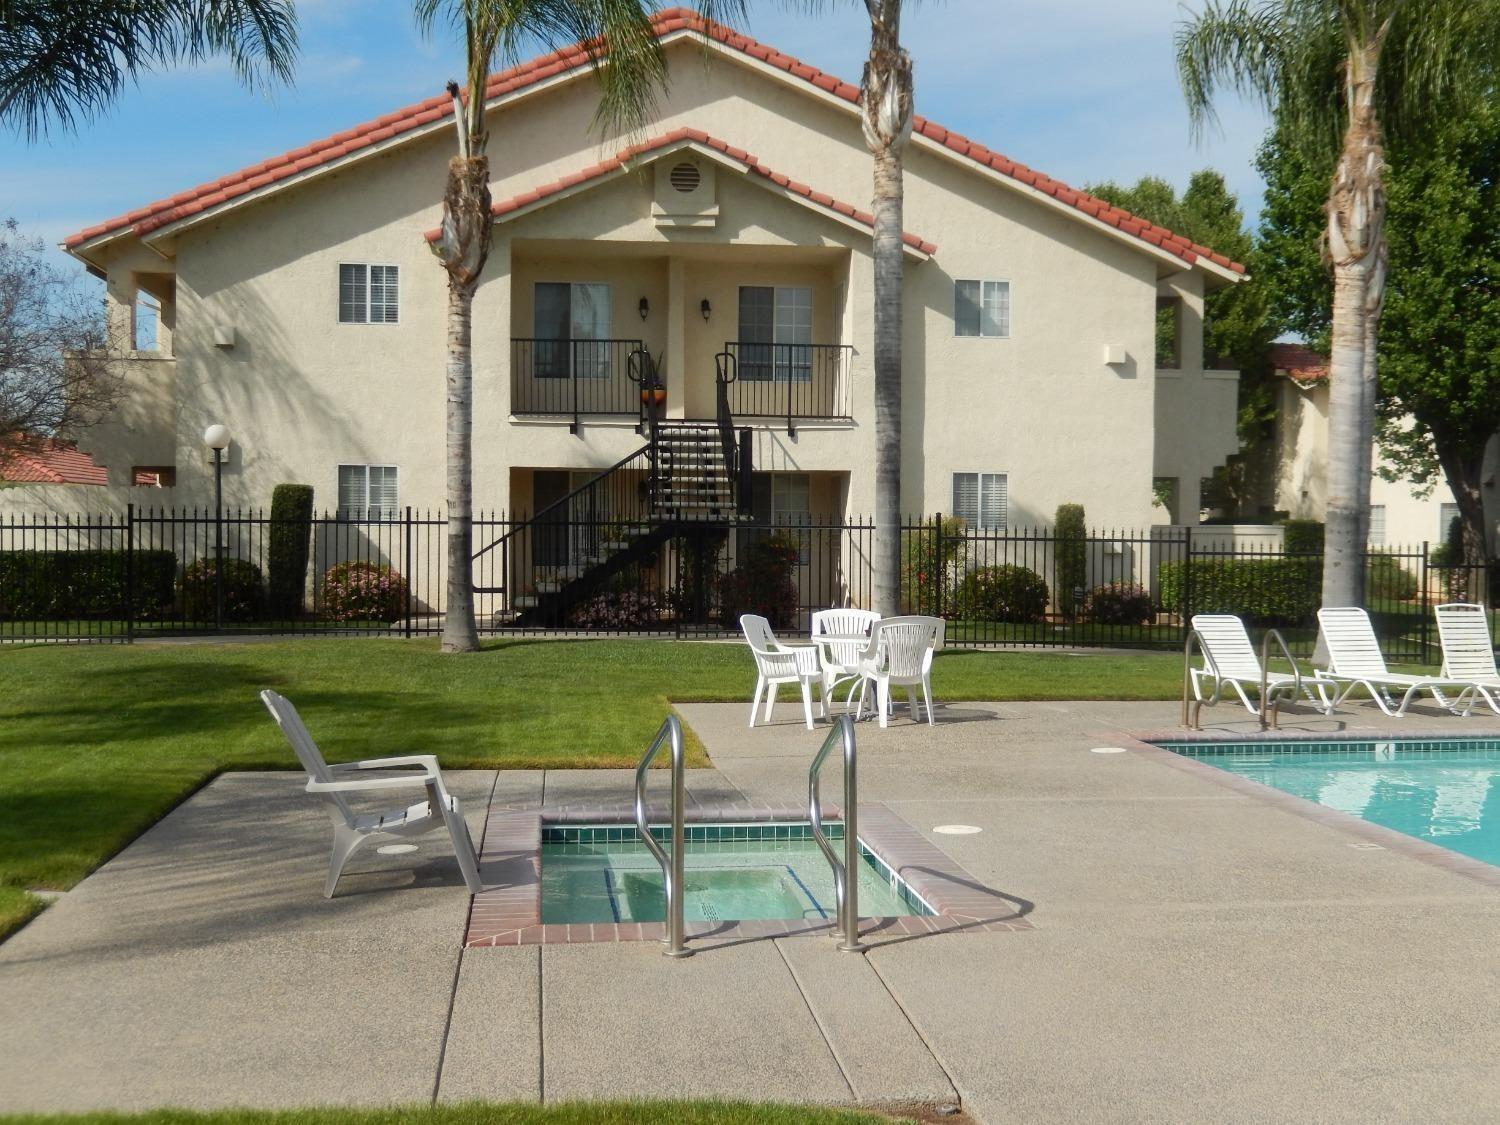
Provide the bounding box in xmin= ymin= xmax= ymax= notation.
xmin=652 ymin=422 xmax=738 ymax=520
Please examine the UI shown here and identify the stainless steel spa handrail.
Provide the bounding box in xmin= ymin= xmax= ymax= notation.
xmin=634 ymin=714 xmax=690 ymax=958
xmin=809 ymin=714 xmax=864 ymax=953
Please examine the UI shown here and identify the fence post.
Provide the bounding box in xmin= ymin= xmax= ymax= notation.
xmin=404 ymin=506 xmax=414 ymax=640
xmin=933 ymin=513 xmax=943 ymax=620
xmin=125 ymin=503 xmax=135 ymax=645
xmin=1420 ymin=540 xmax=1430 ymax=662
xmin=1180 ymin=524 xmax=1193 ymax=644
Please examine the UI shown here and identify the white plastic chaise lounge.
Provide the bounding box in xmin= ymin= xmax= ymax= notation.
xmin=740 ymin=614 xmax=822 ymax=729
xmin=811 ymin=608 xmax=880 ymax=716
xmin=1434 ymin=603 xmax=1500 ymax=715
xmin=1316 ymin=607 xmax=1487 ymax=718
xmin=1185 ymin=614 xmax=1335 ymax=729
xmin=855 ymin=615 xmax=944 ymax=729
xmin=260 ymin=689 xmax=483 ymax=897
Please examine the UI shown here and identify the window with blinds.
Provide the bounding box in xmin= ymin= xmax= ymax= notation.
xmin=952 ymin=472 xmax=1007 ymax=530
xmin=1368 ymin=504 xmax=1386 ymax=546
xmin=1440 ymin=502 xmax=1460 ymax=542
xmin=338 ymin=264 xmax=400 ymax=324
xmin=954 ymin=279 xmax=1010 ymax=338
xmin=338 ymin=464 xmax=399 ymax=520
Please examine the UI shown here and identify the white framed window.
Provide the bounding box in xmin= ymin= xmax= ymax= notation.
xmin=534 ymin=281 xmax=612 ymax=378
xmin=338 ymin=464 xmax=399 ymax=520
xmin=738 ymin=285 xmax=813 ymax=381
xmin=954 ymin=279 xmax=1010 ymax=338
xmin=338 ymin=263 xmax=400 ymax=324
xmin=772 ymin=472 xmax=812 ymax=567
xmin=1368 ymin=504 xmax=1386 ymax=546
xmin=1440 ymin=502 xmax=1460 ymax=542
xmin=952 ymin=472 xmax=1008 ymax=531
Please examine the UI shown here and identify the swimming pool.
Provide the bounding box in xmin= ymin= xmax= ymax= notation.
xmin=1167 ymin=738 xmax=1500 ymax=867
xmin=540 ymin=822 xmax=933 ymax=925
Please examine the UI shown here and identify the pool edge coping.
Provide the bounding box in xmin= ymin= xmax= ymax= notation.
xmin=1118 ymin=727 xmax=1500 ymax=891
xmin=464 ymin=801 xmax=1032 ymax=947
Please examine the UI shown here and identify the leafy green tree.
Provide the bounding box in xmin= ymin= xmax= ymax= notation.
xmin=1177 ymin=0 xmax=1500 ymax=609
xmin=0 ymin=0 xmax=298 ymax=139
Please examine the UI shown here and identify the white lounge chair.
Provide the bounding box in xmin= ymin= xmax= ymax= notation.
xmin=1185 ymin=614 xmax=1335 ymax=729
xmin=855 ymin=615 xmax=943 ymax=729
xmin=740 ymin=614 xmax=822 ymax=729
xmin=811 ymin=608 xmax=880 ymax=716
xmin=1434 ymin=603 xmax=1500 ymax=714
xmin=1315 ymin=607 xmax=1486 ymax=717
xmin=260 ymin=689 xmax=483 ymax=897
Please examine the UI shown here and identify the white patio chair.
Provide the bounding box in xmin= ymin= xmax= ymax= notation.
xmin=1186 ymin=614 xmax=1335 ymax=729
xmin=811 ymin=608 xmax=880 ymax=716
xmin=1315 ymin=607 xmax=1487 ymax=718
xmin=855 ymin=615 xmax=944 ymax=729
xmin=259 ymin=689 xmax=483 ymax=897
xmin=740 ymin=614 xmax=822 ymax=729
xmin=1434 ymin=603 xmax=1500 ymax=714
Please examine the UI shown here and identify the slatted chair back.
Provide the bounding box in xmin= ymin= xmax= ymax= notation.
xmin=740 ymin=613 xmax=779 ymax=657
xmin=870 ymin=616 xmax=942 ymax=678
xmin=1190 ymin=615 xmax=1264 ymax=681
xmin=812 ymin=608 xmax=880 ymax=672
xmin=1316 ymin=608 xmax=1391 ymax=677
xmin=260 ymin=689 xmax=355 ymax=825
xmin=1435 ymin=603 xmax=1499 ymax=680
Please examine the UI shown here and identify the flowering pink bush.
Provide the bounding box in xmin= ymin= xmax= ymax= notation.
xmin=568 ymin=589 xmax=661 ymax=630
xmin=322 ymin=561 xmax=408 ymax=623
xmin=1083 ymin=582 xmax=1155 ymax=626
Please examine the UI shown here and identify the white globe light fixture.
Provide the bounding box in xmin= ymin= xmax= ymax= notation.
xmin=203 ymin=422 xmax=233 ymax=632
xmin=203 ymin=423 xmax=232 ymax=451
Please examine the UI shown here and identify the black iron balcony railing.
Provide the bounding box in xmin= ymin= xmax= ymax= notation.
xmin=510 ymin=338 xmax=647 ymax=430
xmin=719 ymin=341 xmax=852 ymax=432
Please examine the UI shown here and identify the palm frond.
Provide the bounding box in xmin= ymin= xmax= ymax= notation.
xmin=1175 ymin=0 xmax=1292 ymax=141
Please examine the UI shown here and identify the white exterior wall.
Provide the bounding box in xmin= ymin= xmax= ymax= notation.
xmin=21 ymin=38 xmax=1235 ymax=531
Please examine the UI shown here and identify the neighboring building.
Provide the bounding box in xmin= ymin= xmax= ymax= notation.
xmin=0 ymin=436 xmax=108 ymax=487
xmin=1267 ymin=343 xmax=1500 ymax=550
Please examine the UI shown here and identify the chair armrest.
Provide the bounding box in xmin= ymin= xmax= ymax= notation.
xmin=328 ymin=755 xmax=441 ymax=775
xmin=307 ymin=774 xmax=439 ymax=795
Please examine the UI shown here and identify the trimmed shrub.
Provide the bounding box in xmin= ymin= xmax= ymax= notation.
xmin=953 ymin=564 xmax=1049 ymax=623
xmin=321 ymin=561 xmax=408 ymax=624
xmin=1158 ymin=557 xmax=1319 ymax=627
xmin=1366 ymin=551 xmax=1418 ymax=602
xmin=180 ymin=557 xmax=266 ymax=622
xmin=901 ymin=516 xmax=967 ymax=614
xmin=267 ymin=483 xmax=314 ymax=618
xmin=569 ymin=589 xmax=662 ymax=630
xmin=0 ymin=549 xmax=176 ymax=620
xmin=719 ymin=532 xmax=800 ymax=629
xmin=1083 ymin=582 xmax=1155 ymax=626
xmin=1054 ymin=503 xmax=1087 ymax=617
xmin=1280 ymin=519 xmax=1324 ymax=555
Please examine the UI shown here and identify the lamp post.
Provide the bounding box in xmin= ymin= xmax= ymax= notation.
xmin=203 ymin=424 xmax=232 ymax=632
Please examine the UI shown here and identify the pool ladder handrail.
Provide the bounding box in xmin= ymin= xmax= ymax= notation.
xmin=809 ymin=714 xmax=864 ymax=953
xmin=1183 ymin=626 xmax=1303 ymax=731
xmin=634 ymin=714 xmax=691 ymax=958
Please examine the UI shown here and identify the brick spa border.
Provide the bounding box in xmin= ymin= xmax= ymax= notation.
xmin=465 ymin=800 xmax=1031 ymax=947
xmin=1118 ymin=726 xmax=1500 ymax=891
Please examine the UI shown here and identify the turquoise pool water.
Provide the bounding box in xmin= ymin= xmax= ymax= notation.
xmin=1169 ymin=738 xmax=1500 ymax=867
xmin=540 ymin=822 xmax=932 ymax=925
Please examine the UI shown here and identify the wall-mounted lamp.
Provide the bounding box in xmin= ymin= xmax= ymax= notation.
xmin=700 ymin=298 xmax=712 ymax=322
xmin=638 ymin=297 xmax=649 ymax=321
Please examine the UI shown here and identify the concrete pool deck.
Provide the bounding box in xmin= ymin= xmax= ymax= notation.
xmin=3 ymin=699 xmax=1500 ymax=1122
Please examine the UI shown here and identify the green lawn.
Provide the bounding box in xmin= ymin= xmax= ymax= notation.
xmin=0 ymin=636 xmax=1182 ymax=941
xmin=0 ymin=1103 xmax=903 ymax=1125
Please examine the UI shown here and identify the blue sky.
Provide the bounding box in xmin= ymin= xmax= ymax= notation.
xmin=1 ymin=0 xmax=1270 ymax=281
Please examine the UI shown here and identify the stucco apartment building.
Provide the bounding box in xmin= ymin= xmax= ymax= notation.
xmin=17 ymin=10 xmax=1244 ymax=552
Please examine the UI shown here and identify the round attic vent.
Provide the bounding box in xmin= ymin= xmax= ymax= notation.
xmin=669 ymin=161 xmax=701 ymax=193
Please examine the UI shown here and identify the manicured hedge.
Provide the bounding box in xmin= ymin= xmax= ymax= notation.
xmin=1158 ymin=557 xmax=1320 ymax=627
xmin=952 ymin=564 xmax=1050 ymax=623
xmin=1054 ymin=503 xmax=1087 ymax=618
xmin=180 ymin=557 xmax=266 ymax=622
xmin=1083 ymin=581 xmax=1155 ymax=626
xmin=267 ymin=483 xmax=315 ymax=618
xmin=1280 ymin=519 xmax=1324 ymax=555
xmin=0 ymin=549 xmax=176 ymax=620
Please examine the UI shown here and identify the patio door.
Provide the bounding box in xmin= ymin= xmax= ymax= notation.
xmin=533 ymin=469 xmax=600 ymax=567
xmin=738 ymin=286 xmax=812 ymax=381
xmin=534 ymin=282 xmax=611 ymax=378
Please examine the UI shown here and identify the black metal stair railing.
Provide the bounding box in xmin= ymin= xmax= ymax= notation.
xmin=510 ymin=338 xmax=646 ymax=431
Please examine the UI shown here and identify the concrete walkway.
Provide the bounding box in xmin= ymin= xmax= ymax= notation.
xmin=3 ymin=700 xmax=1500 ymax=1121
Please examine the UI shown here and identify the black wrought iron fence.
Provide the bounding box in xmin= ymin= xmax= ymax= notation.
xmin=719 ymin=342 xmax=852 ymax=428
xmin=2 ymin=509 xmax=1492 ymax=662
xmin=509 ymin=338 xmax=647 ymax=427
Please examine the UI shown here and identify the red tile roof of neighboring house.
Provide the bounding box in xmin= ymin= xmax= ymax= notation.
xmin=1270 ymin=342 xmax=1328 ymax=383
xmin=422 ymin=126 xmax=937 ymax=255
xmin=62 ymin=8 xmax=1245 ymax=275
xmin=0 ymin=437 xmax=109 ymax=485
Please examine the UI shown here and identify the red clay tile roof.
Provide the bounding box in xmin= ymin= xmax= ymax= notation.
xmin=422 ymin=126 xmax=937 ymax=254
xmin=1 ymin=437 xmax=109 ymax=485
xmin=63 ymin=8 xmax=1244 ymax=275
xmin=1270 ymin=342 xmax=1328 ymax=383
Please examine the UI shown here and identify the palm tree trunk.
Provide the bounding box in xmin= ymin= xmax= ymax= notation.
xmin=1321 ymin=44 xmax=1386 ymax=610
xmin=436 ymin=152 xmax=491 ymax=653
xmin=863 ymin=3 xmax=912 ymax=618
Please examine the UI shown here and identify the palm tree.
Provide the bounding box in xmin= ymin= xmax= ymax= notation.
xmin=1177 ymin=0 xmax=1499 ymax=609
xmin=0 ymin=0 xmax=297 ymax=139
xmin=417 ymin=2 xmax=743 ymax=652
